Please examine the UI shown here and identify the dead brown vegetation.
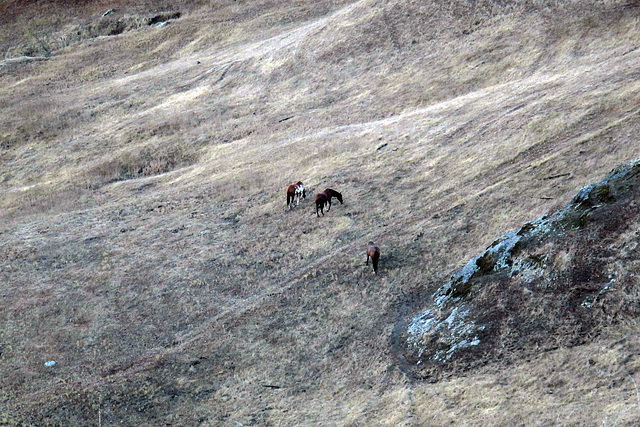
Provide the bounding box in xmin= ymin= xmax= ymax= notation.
xmin=2 ymin=0 xmax=640 ymax=425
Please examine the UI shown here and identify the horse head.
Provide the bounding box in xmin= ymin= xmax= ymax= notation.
xmin=324 ymin=189 xmax=343 ymax=204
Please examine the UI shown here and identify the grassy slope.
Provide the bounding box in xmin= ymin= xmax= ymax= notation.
xmin=2 ymin=0 xmax=640 ymax=425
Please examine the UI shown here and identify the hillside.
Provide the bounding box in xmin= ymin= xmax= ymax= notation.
xmin=2 ymin=0 xmax=640 ymax=425
xmin=403 ymin=158 xmax=640 ymax=376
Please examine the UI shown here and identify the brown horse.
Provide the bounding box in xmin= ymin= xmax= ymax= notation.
xmin=366 ymin=241 xmax=380 ymax=274
xmin=286 ymin=181 xmax=306 ymax=209
xmin=315 ymin=188 xmax=343 ymax=216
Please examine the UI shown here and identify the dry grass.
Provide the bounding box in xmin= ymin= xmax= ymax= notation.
xmin=3 ymin=0 xmax=640 ymax=425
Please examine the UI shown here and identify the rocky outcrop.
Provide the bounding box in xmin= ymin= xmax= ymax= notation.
xmin=403 ymin=158 xmax=640 ymax=374
xmin=5 ymin=10 xmax=181 ymax=59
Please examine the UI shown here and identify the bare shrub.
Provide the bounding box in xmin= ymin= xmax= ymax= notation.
xmin=86 ymin=142 xmax=197 ymax=187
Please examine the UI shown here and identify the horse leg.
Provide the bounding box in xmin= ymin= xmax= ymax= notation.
xmin=366 ymin=254 xmax=370 ymax=265
xmin=326 ymin=199 xmax=331 ymax=212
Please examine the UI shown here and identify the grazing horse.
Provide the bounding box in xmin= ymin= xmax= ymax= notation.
xmin=315 ymin=188 xmax=343 ymax=217
xmin=286 ymin=181 xmax=306 ymax=209
xmin=366 ymin=241 xmax=380 ymax=274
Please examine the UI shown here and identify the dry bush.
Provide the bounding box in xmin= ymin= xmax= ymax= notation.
xmin=86 ymin=142 xmax=197 ymax=187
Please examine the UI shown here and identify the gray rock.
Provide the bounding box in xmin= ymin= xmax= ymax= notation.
xmin=405 ymin=157 xmax=640 ymax=371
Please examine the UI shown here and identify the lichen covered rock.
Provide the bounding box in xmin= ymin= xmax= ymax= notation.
xmin=404 ymin=158 xmax=640 ymax=374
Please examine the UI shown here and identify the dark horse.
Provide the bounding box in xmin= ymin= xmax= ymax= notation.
xmin=286 ymin=181 xmax=306 ymax=209
xmin=315 ymin=188 xmax=343 ymax=217
xmin=366 ymin=241 xmax=380 ymax=274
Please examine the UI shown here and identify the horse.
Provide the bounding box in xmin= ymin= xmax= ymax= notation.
xmin=286 ymin=181 xmax=306 ymax=209
xmin=315 ymin=188 xmax=343 ymax=216
xmin=366 ymin=241 xmax=380 ymax=274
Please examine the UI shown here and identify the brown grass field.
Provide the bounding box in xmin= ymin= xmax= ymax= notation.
xmin=3 ymin=0 xmax=640 ymax=425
